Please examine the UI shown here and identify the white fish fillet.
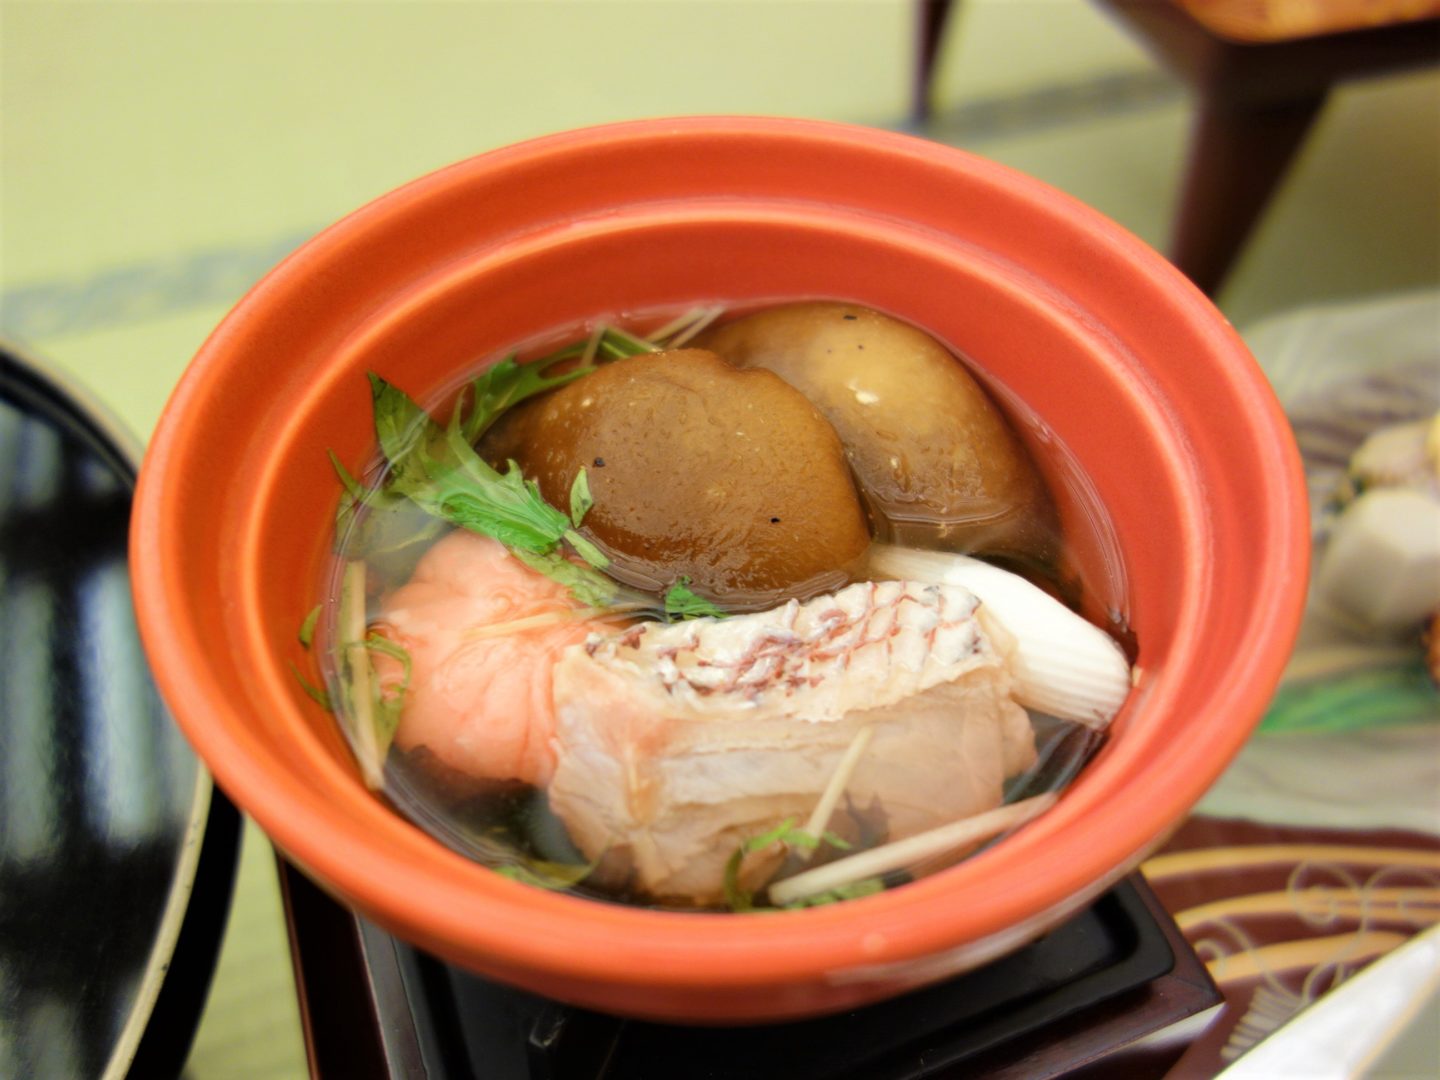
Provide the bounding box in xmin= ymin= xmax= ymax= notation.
xmin=548 ymin=580 xmax=1036 ymax=906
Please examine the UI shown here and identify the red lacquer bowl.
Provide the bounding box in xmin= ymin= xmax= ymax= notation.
xmin=131 ymin=117 xmax=1308 ymax=1023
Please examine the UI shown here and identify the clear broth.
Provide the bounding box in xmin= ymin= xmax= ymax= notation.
xmin=314 ymin=302 xmax=1130 ymax=910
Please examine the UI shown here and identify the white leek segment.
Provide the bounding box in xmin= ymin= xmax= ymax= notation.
xmin=868 ymin=546 xmax=1131 ymax=729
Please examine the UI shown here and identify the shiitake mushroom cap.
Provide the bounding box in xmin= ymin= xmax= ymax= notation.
xmin=480 ymin=348 xmax=872 ymax=609
xmin=695 ymin=302 xmax=1058 ymax=567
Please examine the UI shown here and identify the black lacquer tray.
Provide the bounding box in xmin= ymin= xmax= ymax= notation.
xmin=0 ymin=344 xmax=239 ymax=1079
xmin=282 ymin=864 xmax=1221 ymax=1080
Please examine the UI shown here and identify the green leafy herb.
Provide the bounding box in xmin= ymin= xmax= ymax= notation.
xmin=363 ymin=632 xmax=412 ymax=746
xmin=495 ymin=857 xmax=597 ymax=891
xmin=330 ymin=445 xmax=441 ymax=568
xmin=724 ymin=817 xmax=799 ymax=912
xmin=569 ymin=468 xmax=593 ymax=526
xmin=332 ymin=317 xmax=724 ymax=613
xmin=509 ymin=549 xmax=622 ymax=610
xmin=428 ymin=456 xmax=571 ymax=552
xmin=329 ymin=449 xmax=368 ymax=502
xmin=775 ymin=828 xmax=853 ymax=852
xmin=596 ymin=324 xmax=660 ymax=358
xmin=460 ymin=354 xmax=598 ymax=444
xmin=366 ymin=633 xmax=411 ymax=684
xmin=772 ymin=823 xmax=851 ymax=851
xmin=330 ymin=449 xmax=407 ymax=553
xmin=374 ymin=376 xmax=568 ymax=547
xmin=356 ymin=375 xmax=638 ymax=607
xmin=351 ymin=317 xmax=688 ymax=490
xmin=781 ymin=877 xmax=886 ymax=908
xmin=288 ymin=661 xmax=333 ymax=710
xmin=723 ymin=876 xmax=753 ymax=914
xmin=315 ymin=318 xmax=750 ymax=793
xmin=328 ymin=447 xmax=407 ymax=515
xmin=724 ymin=820 xmax=866 ymax=912
xmin=562 ymin=528 xmax=608 ymax=570
xmin=298 ymin=604 xmax=322 ymax=649
xmin=369 ymin=373 xmax=442 ymax=490
xmin=663 ymin=577 xmax=726 ymax=621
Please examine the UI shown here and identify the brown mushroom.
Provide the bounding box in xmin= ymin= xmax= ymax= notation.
xmin=694 ymin=302 xmax=1057 ymax=566
xmin=479 ymin=348 xmax=871 ymax=609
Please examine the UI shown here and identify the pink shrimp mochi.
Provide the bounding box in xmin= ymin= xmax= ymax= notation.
xmin=376 ymin=531 xmax=604 ymax=786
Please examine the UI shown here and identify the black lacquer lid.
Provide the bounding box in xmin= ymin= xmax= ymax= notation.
xmin=0 ymin=343 xmax=240 ymax=1079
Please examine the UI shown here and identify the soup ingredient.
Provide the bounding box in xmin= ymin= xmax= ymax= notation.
xmin=338 ymin=315 xmax=724 ymax=608
xmin=319 ymin=306 xmax=1118 ymax=909
xmin=721 ymin=819 xmax=857 ymax=912
xmin=694 ymin=302 xmax=1056 ymax=565
xmin=373 ymin=530 xmax=628 ymax=787
xmin=546 ymin=579 xmax=1035 ymax=906
xmin=868 ymin=546 xmax=1131 ymax=727
xmin=768 ymin=792 xmax=1056 ymax=907
xmin=358 ymin=371 xmax=619 ymax=605
xmin=480 ymin=348 xmax=871 ymax=608
xmin=336 ymin=560 xmax=409 ymax=789
xmin=794 ymin=724 xmax=876 ymax=864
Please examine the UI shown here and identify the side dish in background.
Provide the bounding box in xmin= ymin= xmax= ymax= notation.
xmin=1315 ymin=413 xmax=1440 ymax=638
xmin=303 ymin=302 xmax=1134 ymax=910
xmin=1258 ymin=316 xmax=1440 ymax=734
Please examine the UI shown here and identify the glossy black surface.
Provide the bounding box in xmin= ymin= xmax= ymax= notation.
xmin=0 ymin=349 xmax=237 ymax=1078
xmin=294 ymin=871 xmax=1209 ymax=1080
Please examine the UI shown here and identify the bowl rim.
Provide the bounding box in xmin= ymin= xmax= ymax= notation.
xmin=132 ymin=115 xmax=1310 ymax=1008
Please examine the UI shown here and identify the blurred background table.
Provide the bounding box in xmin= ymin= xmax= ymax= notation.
xmin=913 ymin=0 xmax=1440 ymax=294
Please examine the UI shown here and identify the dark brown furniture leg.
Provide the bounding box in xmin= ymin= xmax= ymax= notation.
xmin=1171 ymin=88 xmax=1331 ymax=295
xmin=913 ymin=0 xmax=959 ymax=124
xmin=915 ymin=0 xmax=1436 ymax=294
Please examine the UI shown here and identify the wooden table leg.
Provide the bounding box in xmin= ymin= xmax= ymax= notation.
xmin=1170 ymin=87 xmax=1331 ymax=295
xmin=913 ymin=0 xmax=959 ymax=124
